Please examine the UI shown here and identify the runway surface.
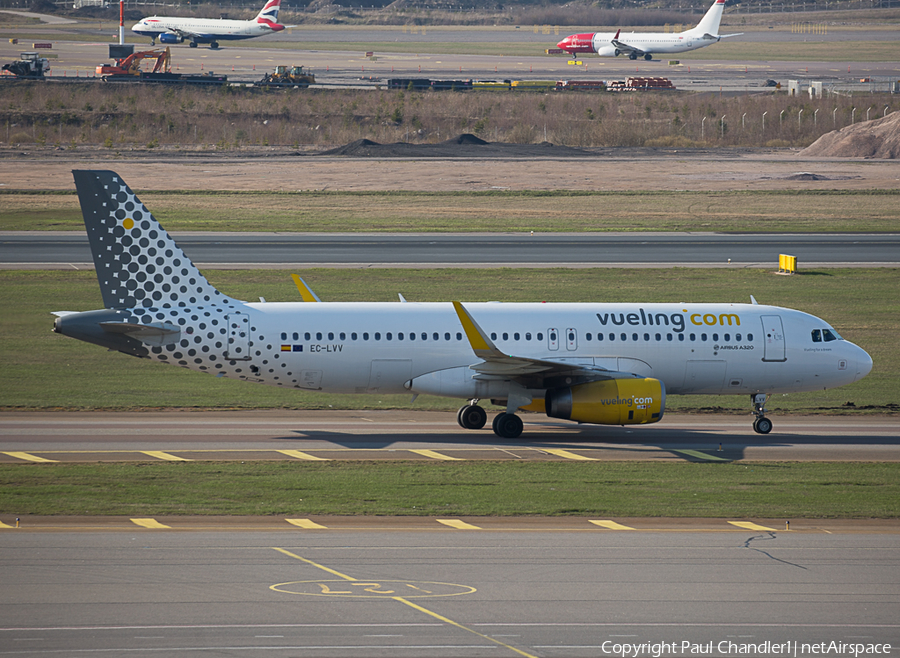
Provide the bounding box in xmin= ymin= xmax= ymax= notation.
xmin=0 ymin=528 xmax=898 ymax=657
xmin=3 ymin=232 xmax=898 ymax=269
xmin=2 ymin=411 xmax=898 ymax=463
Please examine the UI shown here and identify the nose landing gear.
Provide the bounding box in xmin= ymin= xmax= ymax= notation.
xmin=751 ymin=393 xmax=772 ymax=434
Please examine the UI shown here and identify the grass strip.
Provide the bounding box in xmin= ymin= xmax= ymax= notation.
xmin=1 ymin=461 xmax=897 ymax=518
xmin=1 ymin=267 xmax=895 ymax=412
xmin=2 ymin=190 xmax=899 ymax=233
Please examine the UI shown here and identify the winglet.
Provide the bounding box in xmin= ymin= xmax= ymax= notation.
xmin=452 ymin=301 xmax=502 ymax=360
xmin=291 ymin=274 xmax=321 ymax=302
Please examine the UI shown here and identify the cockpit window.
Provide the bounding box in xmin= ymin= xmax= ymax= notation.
xmin=822 ymin=328 xmax=840 ymax=342
xmin=811 ymin=329 xmax=822 ymax=343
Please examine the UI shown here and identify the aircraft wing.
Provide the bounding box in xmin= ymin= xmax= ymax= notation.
xmin=718 ymin=32 xmax=743 ymax=38
xmin=167 ymin=26 xmax=208 ymax=40
xmin=452 ymin=301 xmax=635 ymax=390
xmin=610 ymin=37 xmax=646 ymax=56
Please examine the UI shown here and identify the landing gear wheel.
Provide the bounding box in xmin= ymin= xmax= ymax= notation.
xmin=644 ymin=53 xmax=653 ymax=61
xmin=457 ymin=404 xmax=487 ymax=430
xmin=614 ymin=49 xmax=621 ymax=56
xmin=210 ymin=41 xmax=219 ymax=49
xmin=753 ymin=417 xmax=773 ymax=434
xmin=492 ymin=413 xmax=523 ymax=439
xmin=189 ymin=41 xmax=198 ymax=48
xmin=629 ymin=52 xmax=638 ymax=60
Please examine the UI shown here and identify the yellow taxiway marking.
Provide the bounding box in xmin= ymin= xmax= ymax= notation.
xmin=272 ymin=548 xmax=536 ymax=658
xmin=437 ymin=519 xmax=481 ymax=530
xmin=409 ymin=449 xmax=461 ymax=461
xmin=141 ymin=451 xmax=189 ymax=461
xmin=286 ymin=518 xmax=328 ymax=529
xmin=590 ymin=520 xmax=635 ymax=530
xmin=543 ymin=448 xmax=597 ymax=461
xmin=278 ymin=449 xmax=328 ymax=461
xmin=729 ymin=521 xmax=778 ymax=532
xmin=3 ymin=451 xmax=56 ymax=463
xmin=673 ymin=449 xmax=729 ymax=462
xmin=130 ymin=518 xmax=171 ymax=529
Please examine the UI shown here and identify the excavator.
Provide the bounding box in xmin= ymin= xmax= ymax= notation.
xmin=255 ymin=65 xmax=315 ymax=88
xmin=96 ymin=47 xmax=170 ymax=77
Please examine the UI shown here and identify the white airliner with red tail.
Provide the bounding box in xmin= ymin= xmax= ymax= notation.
xmin=132 ymin=0 xmax=285 ymax=49
xmin=557 ymin=0 xmax=741 ymax=61
xmin=54 ymin=171 xmax=871 ymax=438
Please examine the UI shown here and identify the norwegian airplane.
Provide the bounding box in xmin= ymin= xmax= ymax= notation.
xmin=557 ymin=0 xmax=741 ymax=61
xmin=131 ymin=0 xmax=285 ymax=49
xmin=54 ymin=171 xmax=872 ymax=438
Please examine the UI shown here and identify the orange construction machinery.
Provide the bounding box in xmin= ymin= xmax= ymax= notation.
xmin=96 ymin=47 xmax=170 ymax=77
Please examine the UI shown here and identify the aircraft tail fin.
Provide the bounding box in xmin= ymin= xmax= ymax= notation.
xmin=691 ymin=0 xmax=726 ymax=37
xmin=72 ymin=170 xmax=238 ymax=310
xmin=255 ymin=0 xmax=283 ymax=26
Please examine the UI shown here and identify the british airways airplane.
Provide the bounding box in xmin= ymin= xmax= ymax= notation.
xmin=557 ymin=0 xmax=741 ymax=61
xmin=54 ymin=171 xmax=872 ymax=438
xmin=131 ymin=0 xmax=284 ymax=49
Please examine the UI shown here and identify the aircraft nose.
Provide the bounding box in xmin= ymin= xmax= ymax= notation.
xmin=854 ymin=345 xmax=873 ymax=382
xmin=557 ymin=36 xmax=571 ymax=50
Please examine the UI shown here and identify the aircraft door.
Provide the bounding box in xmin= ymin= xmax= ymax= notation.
xmin=761 ymin=315 xmax=786 ymax=362
xmin=225 ymin=313 xmax=251 ymax=360
xmin=548 ymin=328 xmax=559 ymax=351
xmin=565 ymin=328 xmax=578 ymax=351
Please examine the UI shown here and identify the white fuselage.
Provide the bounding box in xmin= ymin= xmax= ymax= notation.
xmin=132 ymin=16 xmax=273 ymax=42
xmin=161 ymin=301 xmax=869 ymax=399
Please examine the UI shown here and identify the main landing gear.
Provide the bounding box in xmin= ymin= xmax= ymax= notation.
xmin=751 ymin=393 xmax=773 ymax=434
xmin=456 ymin=402 xmax=524 ymax=439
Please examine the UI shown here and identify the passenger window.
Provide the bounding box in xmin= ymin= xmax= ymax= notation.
xmin=422 ymin=332 xmax=427 ymax=340
xmin=537 ymin=332 xmax=543 ymax=341
xmin=398 ymin=333 xmax=404 ymax=340
xmin=585 ymin=333 xmax=592 ymax=341
xmin=433 ymin=333 xmax=439 ymax=341
xmin=316 ymin=332 xmax=322 ymax=340
xmin=747 ymin=333 xmax=754 ymax=341
xmin=362 ymin=332 xmax=369 ymax=340
xmin=667 ymin=333 xmax=673 ymax=341
xmin=690 ymin=333 xmax=696 ymax=341
xmin=632 ymin=333 xmax=638 ymax=341
xmin=655 ymin=333 xmax=661 ymax=341
xmin=491 ymin=332 xmax=497 ymax=340
xmin=293 ymin=332 xmax=299 ymax=341
xmin=352 ymin=332 xmax=358 ymax=340
xmin=678 ymin=333 xmax=684 ymax=341
xmin=409 ymin=332 xmax=415 ymax=341
xmin=724 ymin=333 xmax=730 ymax=342
xmin=526 ymin=332 xmax=532 ymax=341
xmin=701 ymin=333 xmax=707 ymax=341
xmin=514 ymin=333 xmax=520 ymax=341
xmin=444 ymin=332 xmax=451 ymax=340
xmin=374 ymin=332 xmax=381 ymax=341
xmin=609 ymin=333 xmax=615 ymax=341
xmin=736 ymin=333 xmax=741 ymax=342
xmin=340 ymin=332 xmax=346 ymax=340
xmin=281 ymin=332 xmax=287 ymax=340
xmin=386 ymin=332 xmax=393 ymax=341
xmin=503 ymin=332 xmax=509 ymax=341
xmin=597 ymin=333 xmax=603 ymax=341
xmin=305 ymin=332 xmax=311 ymax=341
xmin=712 ymin=333 xmax=719 ymax=341
xmin=456 ymin=332 xmax=462 ymax=340
xmin=328 ymin=332 xmax=334 ymax=340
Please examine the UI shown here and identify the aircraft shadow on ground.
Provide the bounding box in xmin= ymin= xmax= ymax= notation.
xmin=268 ymin=423 xmax=899 ymax=462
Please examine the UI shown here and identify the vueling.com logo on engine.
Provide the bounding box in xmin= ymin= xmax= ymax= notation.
xmin=596 ymin=308 xmax=741 ymax=333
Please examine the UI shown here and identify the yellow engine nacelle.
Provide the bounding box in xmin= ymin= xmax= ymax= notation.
xmin=545 ymin=378 xmax=665 ymax=426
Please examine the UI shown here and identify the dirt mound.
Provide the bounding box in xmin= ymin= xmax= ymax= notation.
xmin=316 ymin=134 xmax=592 ymax=158
xmin=800 ymin=111 xmax=900 ymax=159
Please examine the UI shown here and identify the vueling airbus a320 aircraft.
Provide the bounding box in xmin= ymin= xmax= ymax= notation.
xmin=54 ymin=171 xmax=872 ymax=438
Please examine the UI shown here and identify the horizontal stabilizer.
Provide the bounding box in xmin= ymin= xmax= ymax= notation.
xmin=100 ymin=321 xmax=181 ymax=346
